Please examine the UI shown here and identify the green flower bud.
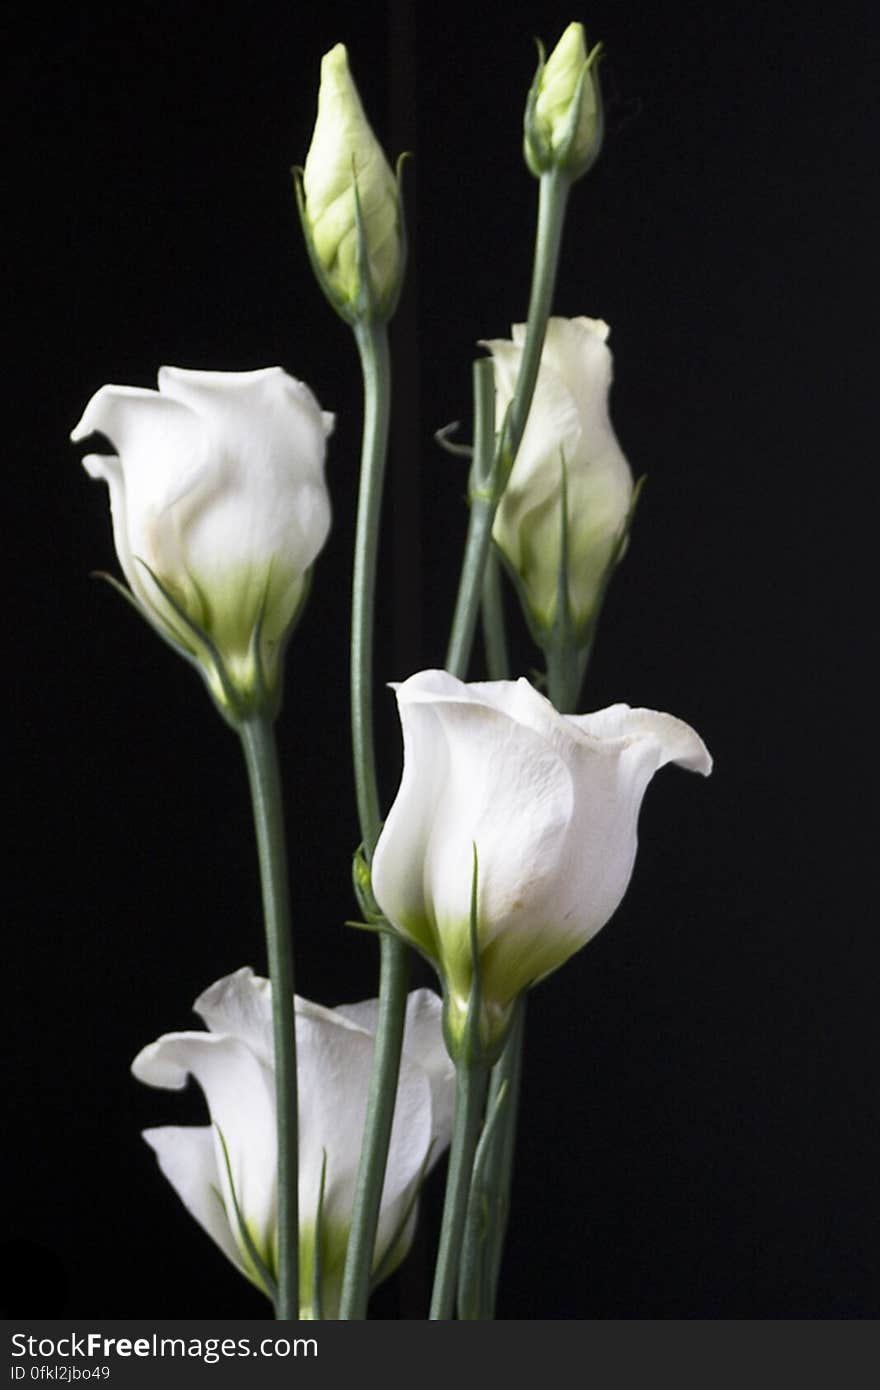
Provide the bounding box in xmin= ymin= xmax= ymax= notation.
xmin=298 ymin=44 xmax=404 ymax=322
xmin=524 ymin=21 xmax=603 ymax=181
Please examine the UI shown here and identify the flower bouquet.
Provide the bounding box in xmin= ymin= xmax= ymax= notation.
xmin=71 ymin=21 xmax=711 ymax=1320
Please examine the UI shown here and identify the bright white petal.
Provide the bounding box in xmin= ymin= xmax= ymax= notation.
xmin=335 ymin=988 xmax=455 ymax=1154
xmin=371 ymin=695 xmax=452 ymax=962
xmin=570 ymin=705 xmax=713 ymax=775
xmin=399 ymin=989 xmax=455 ymax=1152
xmin=414 ymin=688 xmax=574 ymax=967
xmin=156 ymin=366 xmax=331 ymax=619
xmin=194 ymin=967 xmax=274 ymax=1067
xmin=132 ymin=1030 xmax=277 ymax=1261
xmin=375 ymin=1056 xmax=434 ymax=1266
xmin=73 ymin=385 xmax=210 ymax=610
xmin=478 ymin=339 xmax=520 ymax=409
xmin=292 ymin=1004 xmax=433 ymax=1276
xmin=141 ymin=1125 xmax=245 ymax=1277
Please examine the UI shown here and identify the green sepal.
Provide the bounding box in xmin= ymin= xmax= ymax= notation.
xmin=214 ymin=1123 xmax=278 ymax=1306
xmin=351 ymin=843 xmax=384 ymax=923
xmin=311 ymin=1148 xmax=328 ymax=1321
xmin=522 ymin=39 xmax=548 ymax=179
xmin=132 ymin=558 xmax=247 ymax=726
xmin=292 ymin=165 xmax=357 ymax=325
xmin=554 ymin=43 xmax=604 ymax=181
xmin=90 ymin=570 xmax=201 ymax=672
xmin=443 ymin=844 xmax=499 ymax=1067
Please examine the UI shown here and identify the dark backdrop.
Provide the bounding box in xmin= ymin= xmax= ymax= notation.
xmin=4 ymin=0 xmax=875 ymax=1318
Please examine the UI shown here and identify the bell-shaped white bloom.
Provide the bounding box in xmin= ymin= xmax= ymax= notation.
xmin=300 ymin=44 xmax=403 ymax=319
xmin=132 ymin=969 xmax=454 ymax=1318
xmin=73 ymin=367 xmax=333 ymax=718
xmin=371 ymin=671 xmax=711 ymax=1057
xmin=524 ymin=22 xmax=603 ymax=180
xmin=484 ymin=317 xmax=633 ymax=641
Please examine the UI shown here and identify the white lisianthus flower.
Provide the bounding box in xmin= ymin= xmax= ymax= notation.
xmin=299 ymin=43 xmax=403 ymax=320
xmin=132 ymin=969 xmax=454 ymax=1319
xmin=72 ymin=367 xmax=333 ymax=718
xmin=371 ymin=671 xmax=712 ymax=1058
xmin=484 ymin=316 xmax=633 ymax=642
xmin=524 ymin=22 xmax=603 ymax=181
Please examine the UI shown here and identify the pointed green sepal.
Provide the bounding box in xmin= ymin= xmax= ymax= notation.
xmin=215 ymin=1123 xmax=278 ymax=1305
xmin=310 ymin=1148 xmax=328 ymax=1320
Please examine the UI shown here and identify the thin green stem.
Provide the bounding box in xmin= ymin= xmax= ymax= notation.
xmin=545 ymin=633 xmax=592 ymax=714
xmin=339 ymin=317 xmax=411 ymax=1320
xmin=239 ymin=716 xmax=299 ymax=1320
xmin=429 ymin=1060 xmax=489 ymax=1319
xmin=339 ymin=933 xmax=410 ymax=1317
xmin=350 ymin=319 xmax=392 ymax=851
xmin=445 ymin=169 xmax=570 ymax=680
xmin=445 ymin=359 xmax=496 ymax=675
xmin=483 ymin=997 xmax=525 ymax=1314
xmin=433 ymin=168 xmax=571 ymax=1320
xmin=457 ymin=995 xmax=525 ymax=1319
xmin=501 ymin=168 xmax=570 ymax=464
xmin=480 ymin=548 xmax=510 ymax=681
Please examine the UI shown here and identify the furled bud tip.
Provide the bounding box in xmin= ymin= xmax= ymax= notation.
xmin=524 ymin=21 xmax=603 ymax=181
xmin=298 ymin=43 xmax=404 ymax=322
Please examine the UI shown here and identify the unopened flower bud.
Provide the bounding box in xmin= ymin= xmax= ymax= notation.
xmin=524 ymin=22 xmax=603 ymax=181
xmin=298 ymin=44 xmax=404 ymax=321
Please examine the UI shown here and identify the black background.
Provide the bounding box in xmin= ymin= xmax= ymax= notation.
xmin=4 ymin=0 xmax=875 ymax=1318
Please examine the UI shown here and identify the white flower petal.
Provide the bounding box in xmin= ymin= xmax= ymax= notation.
xmin=141 ymin=1125 xmax=245 ymax=1277
xmin=194 ymin=966 xmax=274 ymax=1067
xmin=156 ymin=366 xmax=331 ymax=586
xmin=335 ymin=988 xmax=455 ymax=1153
xmin=375 ymin=672 xmax=575 ymax=1014
xmin=76 ymin=367 xmax=333 ymax=709
xmin=482 ymin=315 xmax=633 ymax=634
xmin=293 ymin=1002 xmax=435 ymax=1286
xmin=570 ymin=705 xmax=714 ymax=775
xmin=132 ymin=1030 xmax=277 ymax=1263
xmin=374 ymin=673 xmax=713 ymax=1042
xmin=73 ymin=385 xmax=210 ymax=608
xmin=134 ymin=972 xmax=455 ymax=1315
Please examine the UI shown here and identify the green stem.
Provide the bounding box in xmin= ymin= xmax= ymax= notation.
xmin=339 ymin=933 xmax=410 ymax=1317
xmin=501 ymin=168 xmax=570 ymax=464
xmin=445 ymin=359 xmax=496 ymax=675
xmin=544 ymin=632 xmax=592 ymax=714
xmin=483 ymin=996 xmax=525 ymax=1314
xmin=480 ymin=548 xmax=510 ymax=681
xmin=239 ymin=716 xmax=299 ymax=1320
xmin=445 ymin=169 xmax=570 ymax=680
xmin=339 ymin=317 xmax=411 ymax=1320
xmin=429 ymin=1060 xmax=490 ymax=1319
xmin=433 ymin=168 xmax=571 ymax=1319
xmin=456 ymin=995 xmax=525 ymax=1319
xmin=350 ymin=319 xmax=391 ymax=850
